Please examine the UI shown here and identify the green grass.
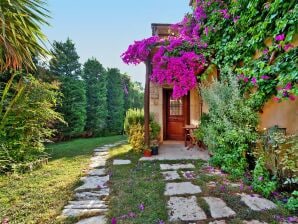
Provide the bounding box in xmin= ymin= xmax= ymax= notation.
xmin=0 ymin=135 xmax=126 ymax=224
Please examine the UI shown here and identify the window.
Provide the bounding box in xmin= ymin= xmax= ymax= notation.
xmin=170 ymin=97 xmax=183 ymax=116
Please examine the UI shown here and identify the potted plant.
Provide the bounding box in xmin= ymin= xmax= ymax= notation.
xmin=143 ymin=146 xmax=152 ymax=157
xmin=150 ymin=121 xmax=161 ymax=155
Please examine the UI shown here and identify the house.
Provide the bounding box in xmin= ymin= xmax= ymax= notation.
xmin=143 ymin=23 xmax=298 ymax=147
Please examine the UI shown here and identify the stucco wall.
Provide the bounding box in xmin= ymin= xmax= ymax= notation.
xmin=259 ymin=98 xmax=298 ymax=134
xmin=190 ymin=88 xmax=201 ymax=126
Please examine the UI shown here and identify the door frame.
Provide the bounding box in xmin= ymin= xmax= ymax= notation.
xmin=162 ymin=88 xmax=190 ymax=140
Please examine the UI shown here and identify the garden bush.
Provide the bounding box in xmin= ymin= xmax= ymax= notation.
xmin=200 ymin=75 xmax=259 ymax=178
xmin=0 ymin=73 xmax=63 ymax=173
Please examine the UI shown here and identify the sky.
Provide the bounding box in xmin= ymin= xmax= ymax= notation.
xmin=42 ymin=0 xmax=191 ymax=85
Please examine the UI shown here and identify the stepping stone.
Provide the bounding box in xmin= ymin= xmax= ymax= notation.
xmin=238 ymin=193 xmax=277 ymax=211
xmin=113 ymin=159 xmax=131 ymax=165
xmin=65 ymin=200 xmax=108 ymax=209
xmin=94 ymin=151 xmax=109 ymax=157
xmin=160 ymin=163 xmax=195 ymax=170
xmin=181 ymin=170 xmax=197 ymax=179
xmin=162 ymin=171 xmax=181 ymax=181
xmin=243 ymin=221 xmax=268 ymax=224
xmin=75 ymin=189 xmax=110 ymax=200
xmin=94 ymin=147 xmax=109 ymax=152
xmin=62 ymin=208 xmax=107 ymax=217
xmin=75 ymin=176 xmax=109 ymax=192
xmin=203 ymin=197 xmax=236 ymax=218
xmin=75 ymin=216 xmax=107 ymax=224
xmin=167 ymin=196 xmax=207 ymax=221
xmin=88 ymin=168 xmax=106 ymax=176
xmin=164 ymin=182 xmax=202 ymax=196
xmin=89 ymin=159 xmax=106 ymax=168
xmin=209 ymin=221 xmax=226 ymax=224
xmin=207 ymin=181 xmax=217 ymax=187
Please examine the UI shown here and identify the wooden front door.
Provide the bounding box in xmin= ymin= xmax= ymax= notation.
xmin=164 ymin=89 xmax=189 ymax=140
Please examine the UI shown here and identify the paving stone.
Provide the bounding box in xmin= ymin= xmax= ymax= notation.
xmin=207 ymin=181 xmax=217 ymax=188
xmin=75 ymin=189 xmax=110 ymax=200
xmin=62 ymin=208 xmax=107 ymax=217
xmin=161 ymin=171 xmax=181 ymax=181
xmin=203 ymin=197 xmax=236 ymax=218
xmin=164 ymin=182 xmax=202 ymax=196
xmin=94 ymin=151 xmax=109 ymax=157
xmin=75 ymin=216 xmax=107 ymax=224
xmin=238 ymin=193 xmax=277 ymax=211
xmin=75 ymin=176 xmax=109 ymax=192
xmin=88 ymin=168 xmax=106 ymax=176
xmin=181 ymin=170 xmax=197 ymax=179
xmin=167 ymin=196 xmax=207 ymax=221
xmin=94 ymin=147 xmax=109 ymax=152
xmin=160 ymin=163 xmax=195 ymax=170
xmin=209 ymin=221 xmax=226 ymax=224
xmin=65 ymin=200 xmax=108 ymax=209
xmin=243 ymin=221 xmax=268 ymax=224
xmin=113 ymin=159 xmax=131 ymax=165
xmin=89 ymin=160 xmax=106 ymax=168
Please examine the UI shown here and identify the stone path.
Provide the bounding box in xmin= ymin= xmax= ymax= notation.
xmin=60 ymin=141 xmax=128 ymax=224
xmin=160 ymin=163 xmax=278 ymax=223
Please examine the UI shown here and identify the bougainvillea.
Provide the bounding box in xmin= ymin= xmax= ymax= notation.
xmin=121 ymin=0 xmax=297 ymax=104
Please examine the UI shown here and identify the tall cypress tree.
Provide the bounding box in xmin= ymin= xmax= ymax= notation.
xmin=49 ymin=38 xmax=86 ymax=138
xmin=106 ymin=68 xmax=125 ymax=135
xmin=83 ymin=58 xmax=108 ymax=136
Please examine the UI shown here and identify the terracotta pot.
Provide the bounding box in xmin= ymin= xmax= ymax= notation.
xmin=143 ymin=149 xmax=152 ymax=157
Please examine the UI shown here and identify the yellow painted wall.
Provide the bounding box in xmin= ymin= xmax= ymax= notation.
xmin=259 ymin=98 xmax=298 ymax=134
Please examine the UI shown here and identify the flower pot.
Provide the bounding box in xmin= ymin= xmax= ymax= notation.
xmin=151 ymin=146 xmax=159 ymax=155
xmin=143 ymin=149 xmax=152 ymax=157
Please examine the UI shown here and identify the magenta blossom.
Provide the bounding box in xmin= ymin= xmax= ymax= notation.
xmin=261 ymin=75 xmax=270 ymax=80
xmin=251 ymin=77 xmax=257 ymax=85
xmin=284 ymin=44 xmax=294 ymax=51
xmin=263 ymin=48 xmax=269 ymax=55
xmin=273 ymin=97 xmax=281 ymax=102
xmin=275 ymin=33 xmax=285 ymax=42
xmin=233 ymin=16 xmax=240 ymax=23
xmin=284 ymin=82 xmax=292 ymax=90
xmin=111 ymin=217 xmax=117 ymax=224
xmin=289 ymin=95 xmax=296 ymax=101
xmin=258 ymin=176 xmax=263 ymax=181
xmin=219 ymin=9 xmax=230 ymax=19
xmin=139 ymin=203 xmax=145 ymax=211
xmin=194 ymin=6 xmax=207 ymax=21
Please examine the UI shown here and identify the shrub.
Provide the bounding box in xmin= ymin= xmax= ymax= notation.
xmin=124 ymin=109 xmax=145 ymax=134
xmin=128 ymin=123 xmax=145 ymax=153
xmin=286 ymin=190 xmax=298 ymax=212
xmin=150 ymin=121 xmax=161 ymax=141
xmin=252 ymin=157 xmax=277 ymax=197
xmin=0 ymin=74 xmax=63 ymax=173
xmin=200 ymin=75 xmax=258 ymax=178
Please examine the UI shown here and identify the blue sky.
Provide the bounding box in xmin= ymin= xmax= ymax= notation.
xmin=42 ymin=0 xmax=191 ymax=85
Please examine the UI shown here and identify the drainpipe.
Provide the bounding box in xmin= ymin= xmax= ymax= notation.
xmin=144 ymin=58 xmax=151 ymax=148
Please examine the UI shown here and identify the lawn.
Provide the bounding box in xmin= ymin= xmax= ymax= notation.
xmin=0 ymin=135 xmax=126 ymax=224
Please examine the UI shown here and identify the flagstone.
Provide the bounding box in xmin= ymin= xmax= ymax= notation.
xmin=62 ymin=208 xmax=107 ymax=217
xmin=181 ymin=170 xmax=197 ymax=179
xmin=167 ymin=196 xmax=207 ymax=221
xmin=113 ymin=159 xmax=131 ymax=165
xmin=75 ymin=189 xmax=110 ymax=200
xmin=243 ymin=221 xmax=268 ymax=224
xmin=161 ymin=171 xmax=181 ymax=181
xmin=89 ymin=160 xmax=106 ymax=168
xmin=238 ymin=193 xmax=277 ymax=211
xmin=75 ymin=176 xmax=109 ymax=192
xmin=160 ymin=163 xmax=195 ymax=170
xmin=65 ymin=200 xmax=108 ymax=209
xmin=209 ymin=221 xmax=226 ymax=224
xmin=94 ymin=147 xmax=109 ymax=152
xmin=75 ymin=216 xmax=107 ymax=224
xmin=203 ymin=197 xmax=236 ymax=218
xmin=164 ymin=182 xmax=202 ymax=196
xmin=88 ymin=168 xmax=106 ymax=176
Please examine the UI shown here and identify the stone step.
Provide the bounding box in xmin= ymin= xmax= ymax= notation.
xmin=160 ymin=163 xmax=195 ymax=170
xmin=88 ymin=168 xmax=106 ymax=176
xmin=75 ymin=189 xmax=110 ymax=200
xmin=162 ymin=171 xmax=181 ymax=181
xmin=167 ymin=196 xmax=207 ymax=221
xmin=65 ymin=200 xmax=108 ymax=209
xmin=75 ymin=175 xmax=109 ymax=192
xmin=113 ymin=159 xmax=131 ymax=165
xmin=238 ymin=193 xmax=277 ymax=211
xmin=181 ymin=170 xmax=197 ymax=179
xmin=164 ymin=182 xmax=202 ymax=196
xmin=203 ymin=197 xmax=236 ymax=219
xmin=75 ymin=216 xmax=106 ymax=224
xmin=89 ymin=160 xmax=106 ymax=169
xmin=62 ymin=208 xmax=107 ymax=217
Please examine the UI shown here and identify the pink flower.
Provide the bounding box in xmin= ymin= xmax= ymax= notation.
xmin=194 ymin=6 xmax=207 ymax=21
xmin=219 ymin=9 xmax=230 ymax=19
xmin=251 ymin=77 xmax=257 ymax=85
xmin=243 ymin=77 xmax=249 ymax=83
xmin=258 ymin=176 xmax=263 ymax=181
xmin=138 ymin=203 xmax=145 ymax=211
xmin=111 ymin=217 xmax=117 ymax=224
xmin=261 ymin=75 xmax=270 ymax=80
xmin=289 ymin=95 xmax=296 ymax=101
xmin=273 ymin=97 xmax=281 ymax=102
xmin=263 ymin=48 xmax=269 ymax=55
xmin=275 ymin=33 xmax=285 ymax=42
xmin=284 ymin=82 xmax=292 ymax=90
xmin=204 ymin=27 xmax=209 ymax=36
xmin=284 ymin=44 xmax=294 ymax=51
xmin=233 ymin=16 xmax=240 ymax=23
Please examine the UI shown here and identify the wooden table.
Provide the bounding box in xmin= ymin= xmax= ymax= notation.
xmin=183 ymin=125 xmax=197 ymax=147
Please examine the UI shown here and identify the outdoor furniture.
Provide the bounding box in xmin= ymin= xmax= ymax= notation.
xmin=183 ymin=125 xmax=198 ymax=148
